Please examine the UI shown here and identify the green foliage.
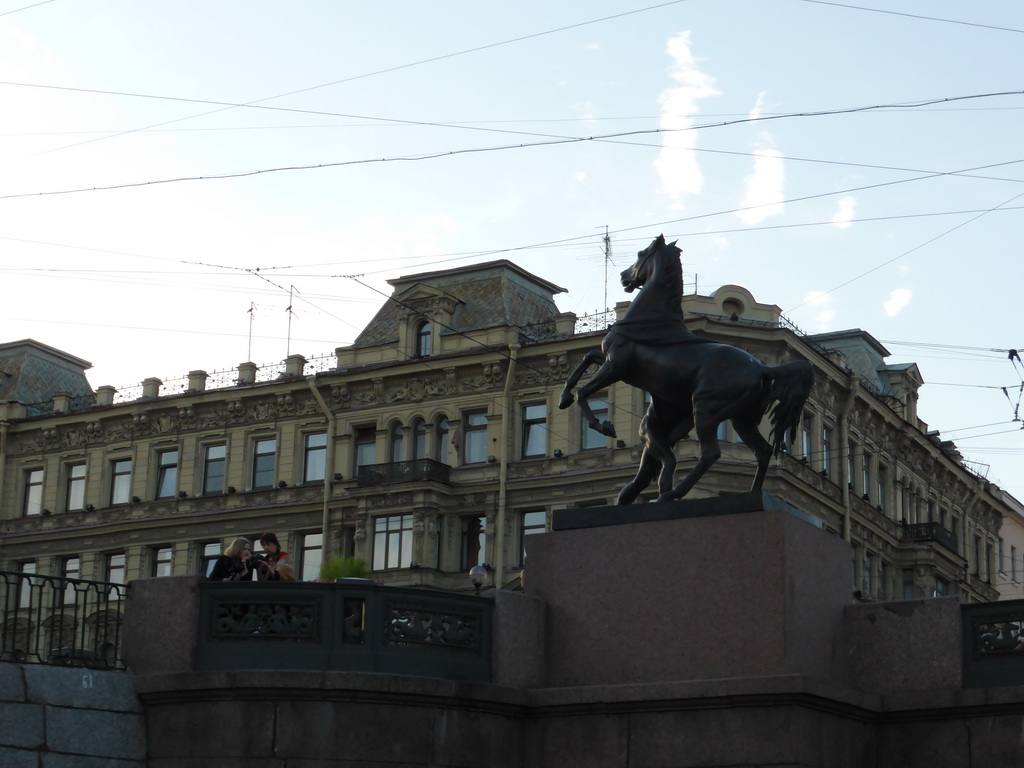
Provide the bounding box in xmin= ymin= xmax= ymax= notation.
xmin=318 ymin=556 xmax=369 ymax=581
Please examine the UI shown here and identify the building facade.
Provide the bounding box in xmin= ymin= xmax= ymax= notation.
xmin=0 ymin=260 xmax=1013 ymax=604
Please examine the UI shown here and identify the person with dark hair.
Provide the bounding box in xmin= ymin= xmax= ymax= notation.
xmin=256 ymin=532 xmax=295 ymax=581
xmin=208 ymin=538 xmax=257 ymax=582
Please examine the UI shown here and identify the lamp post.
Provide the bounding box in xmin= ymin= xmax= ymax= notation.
xmin=469 ymin=565 xmax=488 ymax=595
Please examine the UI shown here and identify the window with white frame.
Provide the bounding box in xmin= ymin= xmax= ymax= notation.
xmin=461 ymin=515 xmax=486 ymax=570
xmin=435 ymin=416 xmax=451 ymax=465
xmin=373 ymin=514 xmax=413 ymax=570
xmin=66 ymin=462 xmax=86 ymax=512
xmin=416 ymin=320 xmax=432 ymax=358
xmin=23 ymin=468 xmax=43 ymax=516
xmin=412 ymin=419 xmax=427 ymax=460
xmin=353 ymin=427 xmax=376 ymax=473
xmin=62 ymin=556 xmax=80 ymax=604
xmin=821 ymin=427 xmax=833 ymax=479
xmin=521 ymin=403 xmax=548 ymax=458
xmin=520 ymin=510 xmax=546 ymax=564
xmin=110 ymin=458 xmax=132 ymax=505
xmin=389 ymin=422 xmax=405 ymax=464
xmin=463 ymin=410 xmax=488 ymax=464
xmin=303 ymin=432 xmax=327 ymax=483
xmin=106 ymin=552 xmax=126 ymax=599
xmin=300 ymin=532 xmax=323 ymax=581
xmin=200 ymin=541 xmax=221 ymax=577
xmin=152 ymin=546 xmax=173 ymax=577
xmin=156 ymin=449 xmax=179 ymax=499
xmin=581 ymin=395 xmax=609 ymax=450
xmin=203 ymin=444 xmax=226 ymax=495
xmin=252 ymin=437 xmax=277 ymax=489
xmin=18 ymin=561 xmax=36 ymax=608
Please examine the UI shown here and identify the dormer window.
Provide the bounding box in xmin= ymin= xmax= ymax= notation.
xmin=416 ymin=321 xmax=432 ymax=358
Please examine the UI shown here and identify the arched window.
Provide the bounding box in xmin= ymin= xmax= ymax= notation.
xmin=412 ymin=419 xmax=427 ymax=460
xmin=435 ymin=416 xmax=450 ymax=465
xmin=416 ymin=321 xmax=432 ymax=358
xmin=389 ymin=422 xmax=405 ymax=464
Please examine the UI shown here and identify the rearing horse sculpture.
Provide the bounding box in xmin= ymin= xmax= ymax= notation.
xmin=559 ymin=234 xmax=813 ymax=504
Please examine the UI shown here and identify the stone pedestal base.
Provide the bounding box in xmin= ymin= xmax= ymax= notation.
xmin=525 ymin=501 xmax=852 ymax=687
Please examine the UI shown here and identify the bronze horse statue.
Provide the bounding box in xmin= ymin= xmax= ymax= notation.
xmin=559 ymin=234 xmax=813 ymax=503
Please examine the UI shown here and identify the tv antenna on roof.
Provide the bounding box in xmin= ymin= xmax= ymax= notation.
xmin=286 ymin=285 xmax=300 ymax=357
xmin=597 ymin=225 xmax=612 ymax=312
xmin=247 ymin=302 xmax=256 ymax=362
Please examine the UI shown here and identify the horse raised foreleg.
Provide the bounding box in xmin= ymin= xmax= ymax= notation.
xmin=558 ymin=350 xmax=605 ymax=410
xmin=574 ymin=361 xmax=621 ymax=438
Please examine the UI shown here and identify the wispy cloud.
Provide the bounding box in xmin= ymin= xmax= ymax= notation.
xmin=735 ymin=92 xmax=784 ymax=225
xmin=830 ymin=196 xmax=857 ymax=228
xmin=736 ymin=149 xmax=784 ymax=225
xmin=654 ymin=32 xmax=720 ymax=202
xmin=884 ymin=288 xmax=912 ymax=317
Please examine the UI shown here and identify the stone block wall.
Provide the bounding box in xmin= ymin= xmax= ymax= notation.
xmin=0 ymin=663 xmax=146 ymax=767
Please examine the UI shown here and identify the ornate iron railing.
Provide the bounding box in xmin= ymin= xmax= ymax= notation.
xmin=356 ymin=459 xmax=451 ymax=487
xmin=900 ymin=521 xmax=959 ymax=555
xmin=0 ymin=570 xmax=126 ymax=669
xmin=196 ymin=581 xmax=491 ymax=682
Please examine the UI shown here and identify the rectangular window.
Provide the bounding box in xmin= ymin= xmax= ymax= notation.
xmin=66 ymin=462 xmax=86 ymax=512
xmin=800 ymin=414 xmax=812 ymax=460
xmin=200 ymin=541 xmax=221 ymax=577
xmin=18 ymin=561 xmax=37 ymax=608
xmin=902 ymin=567 xmax=915 ymax=600
xmin=934 ymin=576 xmax=949 ymax=597
xmin=876 ymin=465 xmax=887 ymax=511
xmin=300 ymin=533 xmax=323 ymax=582
xmin=581 ymin=395 xmax=609 ymax=450
xmin=463 ymin=410 xmax=488 ymax=464
xmin=925 ymin=500 xmax=935 ymax=523
xmin=520 ymin=510 xmax=546 ymax=564
xmin=252 ymin=437 xmax=277 ymax=489
xmin=62 ymin=556 xmax=80 ymax=604
xmin=974 ymin=534 xmax=982 ymax=576
xmin=156 ymin=449 xmax=179 ymax=499
xmin=111 ymin=458 xmax=132 ymax=505
xmin=354 ymin=427 xmax=376 ymax=473
xmin=1013 ymin=546 xmax=1018 ymax=582
xmin=374 ymin=515 xmax=414 ymax=571
xmin=203 ymin=444 xmax=227 ymax=495
xmin=861 ymin=454 xmax=871 ymax=501
xmin=106 ymin=552 xmax=126 ymax=599
xmin=302 ymin=432 xmax=328 ymax=483
xmin=24 ymin=468 xmax=44 ymax=516
xmin=862 ymin=551 xmax=874 ymax=594
xmin=847 ymin=442 xmax=856 ymax=492
xmin=152 ymin=546 xmax=173 ymax=577
xmin=821 ymin=427 xmax=833 ymax=478
xmin=879 ymin=561 xmax=889 ymax=600
xmin=460 ymin=515 xmax=486 ymax=570
xmin=521 ymin=403 xmax=548 ymax=458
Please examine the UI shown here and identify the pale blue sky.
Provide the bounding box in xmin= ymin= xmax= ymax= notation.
xmin=2 ymin=0 xmax=1022 ymax=488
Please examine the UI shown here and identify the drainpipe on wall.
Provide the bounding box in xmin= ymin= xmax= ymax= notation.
xmin=307 ymin=377 xmax=337 ymax=561
xmin=493 ymin=344 xmax=519 ymax=589
xmin=0 ymin=420 xmax=7 ymax=562
xmin=838 ymin=376 xmax=860 ymax=542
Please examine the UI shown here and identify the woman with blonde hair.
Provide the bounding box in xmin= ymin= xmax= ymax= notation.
xmin=208 ymin=537 xmax=256 ymax=582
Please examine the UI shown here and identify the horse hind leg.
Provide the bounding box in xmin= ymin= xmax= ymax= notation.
xmin=731 ymin=416 xmax=773 ymax=491
xmin=660 ymin=412 xmax=721 ymax=502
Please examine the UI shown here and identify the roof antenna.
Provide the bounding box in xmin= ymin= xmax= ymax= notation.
xmin=247 ymin=302 xmax=256 ymax=362
xmin=597 ymin=225 xmax=612 ymax=312
xmin=286 ymin=285 xmax=300 ymax=357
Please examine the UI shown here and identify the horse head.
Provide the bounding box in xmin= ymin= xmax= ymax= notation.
xmin=620 ymin=234 xmax=679 ymax=293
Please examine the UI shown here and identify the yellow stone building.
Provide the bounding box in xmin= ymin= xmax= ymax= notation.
xmin=0 ymin=260 xmax=1013 ymax=602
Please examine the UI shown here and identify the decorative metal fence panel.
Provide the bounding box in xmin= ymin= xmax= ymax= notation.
xmin=900 ymin=521 xmax=959 ymax=555
xmin=963 ymin=599 xmax=1024 ymax=688
xmin=196 ymin=582 xmax=492 ymax=682
xmin=0 ymin=570 xmax=126 ymax=670
xmin=356 ymin=459 xmax=452 ymax=487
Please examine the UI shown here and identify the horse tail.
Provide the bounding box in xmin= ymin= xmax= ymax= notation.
xmin=764 ymin=360 xmax=814 ymax=455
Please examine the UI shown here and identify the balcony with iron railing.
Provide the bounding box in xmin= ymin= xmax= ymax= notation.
xmin=356 ymin=459 xmax=452 ymax=487
xmin=900 ymin=521 xmax=959 ymax=555
xmin=0 ymin=570 xmax=125 ymax=669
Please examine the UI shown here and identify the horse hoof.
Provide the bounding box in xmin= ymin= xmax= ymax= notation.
xmin=558 ymin=393 xmax=574 ymax=409
xmin=600 ymin=421 xmax=617 ymax=438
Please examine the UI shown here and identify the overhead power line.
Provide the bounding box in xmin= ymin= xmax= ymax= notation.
xmin=4 ymin=90 xmax=1022 ymax=201
xmin=798 ymin=0 xmax=1024 ymax=35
